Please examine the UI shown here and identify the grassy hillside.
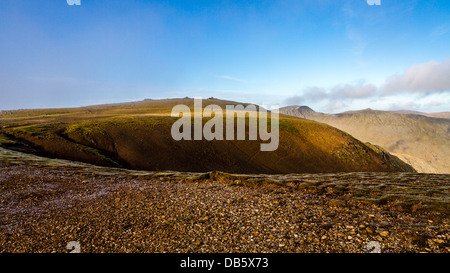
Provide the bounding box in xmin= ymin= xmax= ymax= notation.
xmin=279 ymin=106 xmax=449 ymax=174
xmin=0 ymin=98 xmax=413 ymax=174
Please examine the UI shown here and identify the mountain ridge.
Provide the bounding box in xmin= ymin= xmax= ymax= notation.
xmin=279 ymin=105 xmax=449 ymax=174
xmin=0 ymin=98 xmax=415 ymax=174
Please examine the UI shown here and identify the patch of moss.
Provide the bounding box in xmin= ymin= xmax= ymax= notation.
xmin=75 ymin=143 xmax=119 ymax=166
xmin=65 ymin=123 xmax=101 ymax=145
xmin=279 ymin=119 xmax=299 ymax=135
xmin=0 ymin=133 xmax=16 ymax=145
xmin=13 ymin=125 xmax=55 ymax=140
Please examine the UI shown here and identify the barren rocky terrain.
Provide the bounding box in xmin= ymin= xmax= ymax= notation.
xmin=0 ymin=148 xmax=448 ymax=253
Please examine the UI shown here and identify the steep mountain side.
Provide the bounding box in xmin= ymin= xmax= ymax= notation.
xmin=279 ymin=106 xmax=449 ymax=174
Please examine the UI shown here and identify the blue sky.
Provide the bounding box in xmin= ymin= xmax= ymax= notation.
xmin=1 ymin=0 xmax=449 ymax=112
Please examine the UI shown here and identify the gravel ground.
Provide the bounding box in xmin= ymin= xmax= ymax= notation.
xmin=0 ymin=161 xmax=448 ymax=253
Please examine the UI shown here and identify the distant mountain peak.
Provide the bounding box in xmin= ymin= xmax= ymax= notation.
xmin=297 ymin=106 xmax=315 ymax=112
xmin=279 ymin=105 xmax=450 ymax=174
xmin=278 ymin=105 xmax=318 ymax=119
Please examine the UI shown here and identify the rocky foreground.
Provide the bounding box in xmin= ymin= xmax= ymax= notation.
xmin=0 ymin=148 xmax=449 ymax=253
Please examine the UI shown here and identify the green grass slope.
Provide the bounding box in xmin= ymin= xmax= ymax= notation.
xmin=0 ymin=98 xmax=413 ymax=174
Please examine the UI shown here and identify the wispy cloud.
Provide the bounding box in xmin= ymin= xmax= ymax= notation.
xmin=216 ymin=75 xmax=246 ymax=83
xmin=346 ymin=27 xmax=368 ymax=59
xmin=430 ymin=24 xmax=449 ymax=37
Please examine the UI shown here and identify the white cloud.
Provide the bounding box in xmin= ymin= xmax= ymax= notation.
xmin=325 ymin=101 xmax=348 ymax=112
xmin=381 ymin=59 xmax=450 ymax=94
xmin=330 ymin=82 xmax=377 ymax=99
xmin=283 ymin=59 xmax=450 ymax=113
xmin=284 ymin=81 xmax=377 ymax=105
